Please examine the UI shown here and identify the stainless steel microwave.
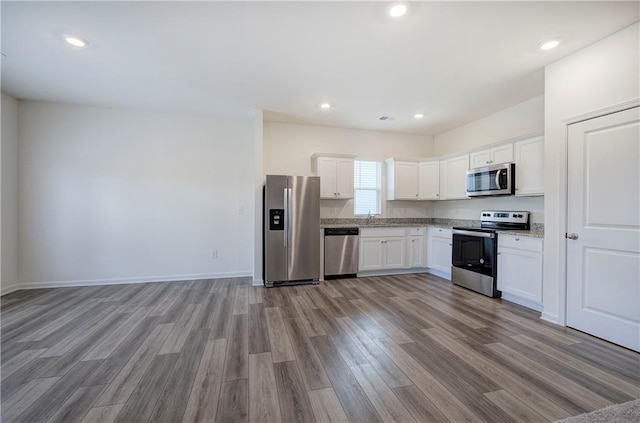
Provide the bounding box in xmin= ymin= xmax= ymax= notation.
xmin=466 ymin=163 xmax=515 ymax=197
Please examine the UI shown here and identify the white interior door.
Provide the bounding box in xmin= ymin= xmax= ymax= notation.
xmin=567 ymin=106 xmax=640 ymax=352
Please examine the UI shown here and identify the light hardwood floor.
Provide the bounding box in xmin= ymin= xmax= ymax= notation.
xmin=1 ymin=274 xmax=639 ymax=422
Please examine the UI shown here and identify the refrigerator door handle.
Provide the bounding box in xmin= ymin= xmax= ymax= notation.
xmin=283 ymin=188 xmax=289 ymax=247
xmin=286 ymin=187 xmax=293 ymax=248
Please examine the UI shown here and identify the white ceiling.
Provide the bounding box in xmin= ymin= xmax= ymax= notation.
xmin=2 ymin=2 xmax=638 ymax=136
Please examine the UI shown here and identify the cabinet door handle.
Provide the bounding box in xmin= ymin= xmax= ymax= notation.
xmin=515 ymin=238 xmax=520 ymax=241
xmin=436 ymin=193 xmax=439 ymax=197
xmin=497 ymin=252 xmax=502 ymax=255
xmin=449 ymin=243 xmax=452 ymax=246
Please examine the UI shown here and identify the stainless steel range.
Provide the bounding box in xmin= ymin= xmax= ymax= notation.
xmin=451 ymin=210 xmax=530 ymax=297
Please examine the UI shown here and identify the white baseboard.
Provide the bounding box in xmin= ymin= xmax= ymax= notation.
xmin=0 ymin=285 xmax=21 ymax=296
xmin=541 ymin=311 xmax=561 ymax=325
xmin=11 ymin=271 xmax=253 ymax=292
xmin=425 ymin=268 xmax=452 ymax=281
xmin=501 ymin=293 xmax=543 ymax=312
xmin=252 ymin=278 xmax=264 ymax=287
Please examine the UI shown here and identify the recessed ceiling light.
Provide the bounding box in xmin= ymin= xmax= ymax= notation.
xmin=388 ymin=3 xmax=408 ymax=18
xmin=413 ymin=113 xmax=424 ymax=119
xmin=64 ymin=35 xmax=88 ymax=48
xmin=539 ymin=39 xmax=561 ymax=51
xmin=319 ymin=102 xmax=332 ymax=109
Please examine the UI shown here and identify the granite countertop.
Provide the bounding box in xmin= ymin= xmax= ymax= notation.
xmin=320 ymin=218 xmax=544 ymax=238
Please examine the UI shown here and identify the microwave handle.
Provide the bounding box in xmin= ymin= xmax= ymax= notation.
xmin=495 ymin=169 xmax=501 ymax=188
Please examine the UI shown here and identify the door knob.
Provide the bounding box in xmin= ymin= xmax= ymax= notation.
xmin=567 ymin=233 xmax=579 ymax=240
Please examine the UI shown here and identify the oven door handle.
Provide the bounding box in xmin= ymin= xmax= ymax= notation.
xmin=452 ymin=229 xmax=495 ymax=238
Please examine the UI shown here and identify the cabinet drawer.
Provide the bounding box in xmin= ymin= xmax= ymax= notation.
xmin=428 ymin=227 xmax=452 ymax=239
xmin=409 ymin=227 xmax=425 ymax=236
xmin=360 ymin=227 xmax=406 ymax=238
xmin=498 ymin=234 xmax=543 ymax=252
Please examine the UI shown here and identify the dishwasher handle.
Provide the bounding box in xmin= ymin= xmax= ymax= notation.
xmin=324 ymin=227 xmax=360 ymax=236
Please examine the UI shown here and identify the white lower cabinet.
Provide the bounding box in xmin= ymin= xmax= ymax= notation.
xmin=427 ymin=227 xmax=452 ymax=278
xmin=383 ymin=238 xmax=406 ymax=269
xmin=406 ymin=228 xmax=426 ymax=268
xmin=497 ymin=234 xmax=543 ymax=310
xmin=359 ymin=228 xmax=406 ymax=272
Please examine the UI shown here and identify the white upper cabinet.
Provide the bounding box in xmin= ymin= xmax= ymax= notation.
xmin=470 ymin=144 xmax=513 ymax=168
xmin=418 ymin=161 xmax=440 ymax=200
xmin=313 ymin=154 xmax=355 ymax=199
xmin=439 ymin=154 xmax=469 ymax=200
xmin=335 ymin=158 xmax=355 ymax=198
xmin=386 ymin=159 xmax=419 ymax=200
xmin=514 ymin=136 xmax=544 ymax=196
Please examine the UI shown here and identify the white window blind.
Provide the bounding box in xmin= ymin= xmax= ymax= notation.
xmin=354 ymin=160 xmax=381 ymax=215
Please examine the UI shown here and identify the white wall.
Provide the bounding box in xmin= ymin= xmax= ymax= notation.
xmin=431 ymin=95 xmax=545 ymax=223
xmin=264 ymin=122 xmax=433 ymax=218
xmin=18 ymin=101 xmax=255 ymax=288
xmin=543 ymin=23 xmax=640 ymax=324
xmin=1 ymin=93 xmax=19 ymax=294
xmin=433 ymin=96 xmax=544 ymax=157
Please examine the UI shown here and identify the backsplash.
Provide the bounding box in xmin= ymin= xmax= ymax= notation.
xmin=321 ymin=195 xmax=544 ymax=223
xmin=429 ymin=196 xmax=544 ymax=223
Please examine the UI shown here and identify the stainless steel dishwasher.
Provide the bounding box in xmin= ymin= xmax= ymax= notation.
xmin=324 ymin=227 xmax=359 ymax=279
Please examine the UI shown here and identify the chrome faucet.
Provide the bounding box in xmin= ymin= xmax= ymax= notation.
xmin=366 ymin=212 xmax=380 ymax=225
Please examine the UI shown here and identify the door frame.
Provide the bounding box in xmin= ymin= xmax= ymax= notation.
xmin=555 ymin=98 xmax=640 ymax=327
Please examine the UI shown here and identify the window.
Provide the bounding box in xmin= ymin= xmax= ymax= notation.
xmin=354 ymin=160 xmax=381 ymax=215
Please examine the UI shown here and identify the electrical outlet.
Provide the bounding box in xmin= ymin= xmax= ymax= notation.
xmin=211 ymin=250 xmax=218 ymax=259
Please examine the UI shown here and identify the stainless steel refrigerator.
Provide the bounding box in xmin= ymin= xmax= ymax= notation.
xmin=264 ymin=175 xmax=320 ymax=287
